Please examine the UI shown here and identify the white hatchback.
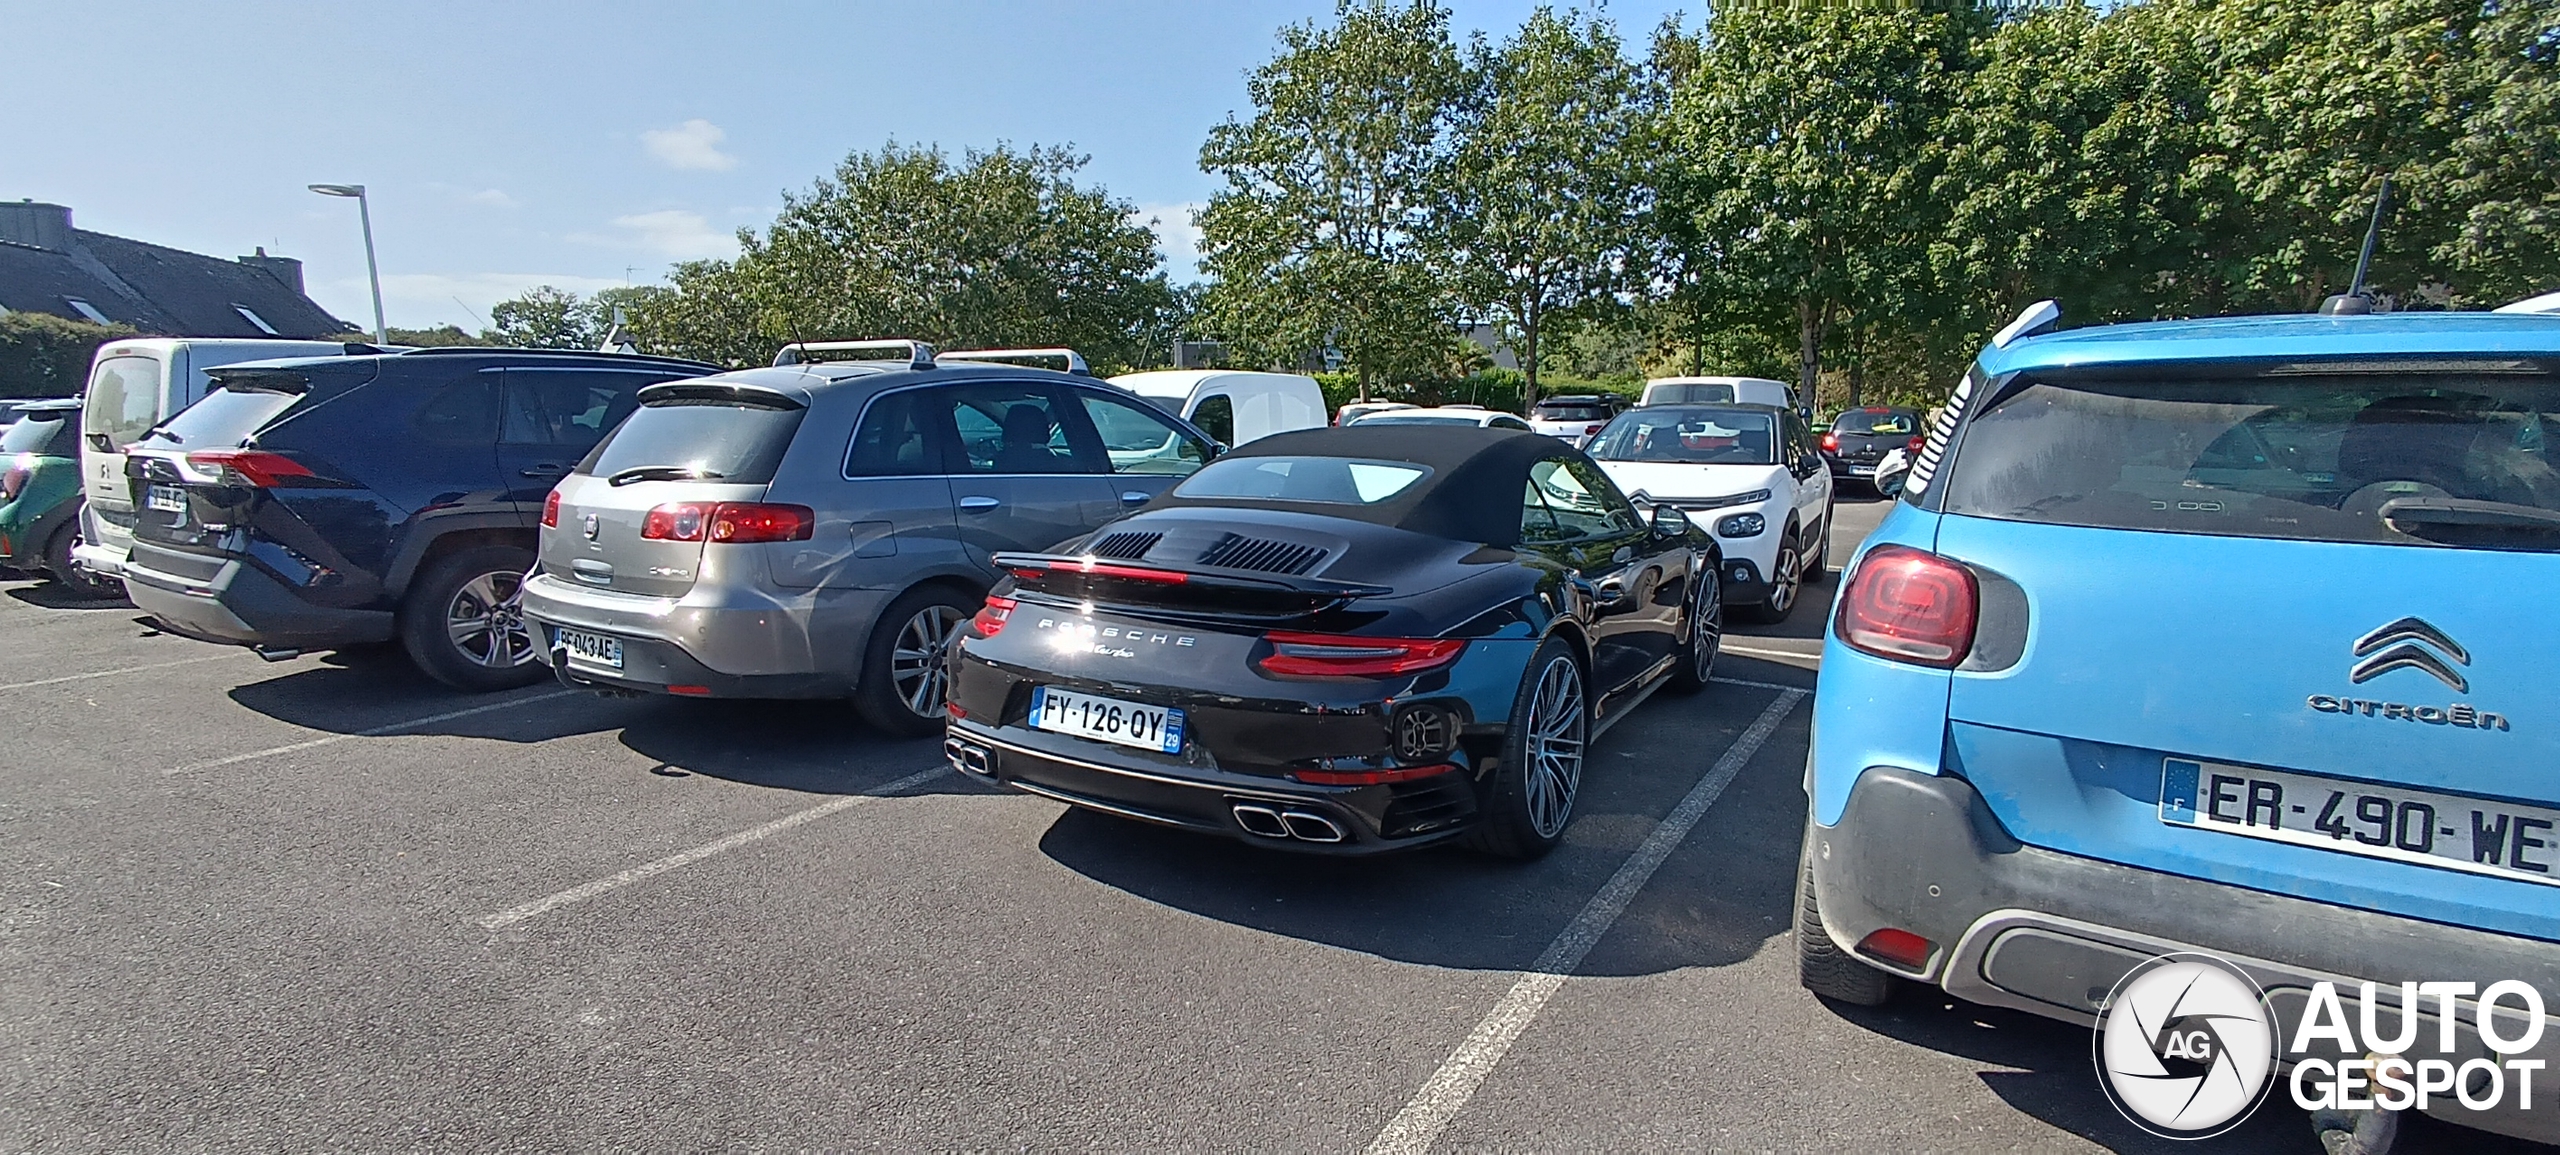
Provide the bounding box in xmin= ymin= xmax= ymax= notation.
xmin=1344 ymin=405 xmax=1536 ymax=432
xmin=1585 ymin=403 xmax=1833 ymax=622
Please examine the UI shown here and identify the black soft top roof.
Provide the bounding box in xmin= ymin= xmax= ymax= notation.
xmin=1155 ymin=425 xmax=1563 ymax=547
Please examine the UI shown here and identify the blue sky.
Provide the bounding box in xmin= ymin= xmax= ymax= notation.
xmin=3 ymin=0 xmax=1687 ymax=332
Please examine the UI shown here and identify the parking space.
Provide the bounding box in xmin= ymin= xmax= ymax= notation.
xmin=0 ymin=492 xmax=2535 ymax=1151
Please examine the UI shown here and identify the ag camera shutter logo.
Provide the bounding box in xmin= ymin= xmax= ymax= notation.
xmin=2093 ymin=953 xmax=2277 ymax=1139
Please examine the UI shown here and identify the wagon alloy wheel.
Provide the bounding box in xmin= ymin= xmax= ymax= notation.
xmin=446 ymin=570 xmax=535 ymax=668
xmin=1521 ymin=656 xmax=1588 ymax=840
xmin=891 ymin=604 xmax=966 ymax=718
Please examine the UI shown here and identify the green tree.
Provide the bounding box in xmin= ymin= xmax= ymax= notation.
xmin=1443 ymin=7 xmax=1646 ymax=410
xmin=1197 ymin=0 xmax=1471 ymax=394
xmin=733 ymin=141 xmax=1175 ymax=373
xmin=1657 ymin=4 xmax=1986 ymax=401
xmin=0 ymin=312 xmax=131 ymax=398
xmin=482 ymin=285 xmax=591 ymax=348
xmin=385 ymin=324 xmax=488 ymax=347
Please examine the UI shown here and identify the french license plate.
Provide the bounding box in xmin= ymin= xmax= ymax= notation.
xmin=146 ymin=485 xmax=187 ymax=514
xmin=1848 ymin=464 xmax=1876 ymax=476
xmin=2161 ymin=758 xmax=2560 ymax=887
xmin=1029 ymin=685 xmax=1184 ymax=754
xmin=555 ymin=627 xmax=623 ymax=670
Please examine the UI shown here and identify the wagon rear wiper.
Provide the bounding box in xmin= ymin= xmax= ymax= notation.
xmin=607 ymin=465 xmax=726 ymax=486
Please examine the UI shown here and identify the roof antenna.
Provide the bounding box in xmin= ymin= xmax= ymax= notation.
xmin=2321 ymin=174 xmax=2392 ymax=316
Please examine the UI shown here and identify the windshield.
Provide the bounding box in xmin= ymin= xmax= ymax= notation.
xmin=83 ymin=355 xmax=162 ymax=449
xmin=0 ymin=411 xmax=77 ymax=456
xmin=1939 ymin=366 xmax=2560 ymax=552
xmin=582 ymin=399 xmax=804 ymax=485
xmin=1832 ymin=409 xmax=1917 ymax=436
xmin=1173 ymin=455 xmax=1429 ymax=504
xmin=1587 ymin=406 xmax=1778 ymax=465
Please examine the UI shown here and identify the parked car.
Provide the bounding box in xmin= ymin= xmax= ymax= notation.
xmin=1527 ymin=394 xmax=1629 ymax=446
xmin=0 ymin=399 xmax=116 ymax=595
xmin=1109 ymin=370 xmax=1326 ymax=447
xmin=1800 ymin=306 xmax=2560 ymax=1147
xmin=943 ymin=425 xmax=1723 ymax=858
xmin=521 ymin=344 xmax=1222 ymax=735
xmin=75 ymin=337 xmax=368 ymax=584
xmin=1585 ymin=403 xmax=1834 ymax=623
xmin=1640 ymin=375 xmax=1806 ymax=417
xmin=1818 ymin=405 xmax=1925 ymax=487
xmin=1334 ymin=401 xmax=1416 ymax=426
xmin=1346 ymin=406 xmax=1536 ymax=432
xmin=116 ymin=347 xmax=717 ymax=689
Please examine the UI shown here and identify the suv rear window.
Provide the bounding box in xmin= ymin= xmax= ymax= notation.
xmin=1534 ymin=401 xmax=1611 ymax=422
xmin=581 ymin=399 xmax=804 ymax=485
xmin=1939 ymin=364 xmax=2560 ymax=552
xmin=152 ymin=385 xmax=305 ymax=449
xmin=1832 ymin=409 xmax=1916 ymax=436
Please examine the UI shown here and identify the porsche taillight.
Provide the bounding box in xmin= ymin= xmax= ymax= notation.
xmin=1257 ymin=632 xmax=1466 ymax=679
xmin=970 ymin=595 xmax=1016 ymax=638
xmin=1835 ymin=545 xmax=1977 ymax=668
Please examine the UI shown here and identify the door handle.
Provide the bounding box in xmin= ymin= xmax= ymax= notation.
xmin=519 ymin=464 xmax=569 ymax=479
xmin=958 ymin=495 xmax=1001 ymax=513
xmin=1120 ymin=490 xmax=1150 ymax=506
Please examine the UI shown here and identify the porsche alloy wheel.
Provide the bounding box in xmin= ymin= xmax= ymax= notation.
xmin=1521 ymin=655 xmax=1589 ymax=840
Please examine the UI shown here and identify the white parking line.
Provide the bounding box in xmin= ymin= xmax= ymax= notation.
xmin=0 ymin=652 xmax=242 ymax=692
xmin=1366 ymin=688 xmax=1808 ymax=1155
xmin=165 ymin=689 xmax=582 ymax=775
xmin=477 ymin=764 xmax=952 ymax=931
xmin=1721 ymin=641 xmax=1820 ymax=663
xmin=1709 ymin=674 xmax=1808 ymax=693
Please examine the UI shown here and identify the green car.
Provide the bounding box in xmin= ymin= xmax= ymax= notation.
xmin=0 ymin=399 xmax=116 ymax=597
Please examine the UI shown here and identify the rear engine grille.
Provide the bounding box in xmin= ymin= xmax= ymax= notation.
xmin=1382 ymin=773 xmax=1475 ymax=838
xmin=1085 ymin=530 xmax=1162 ymax=560
xmin=1197 ymin=533 xmax=1326 ymax=575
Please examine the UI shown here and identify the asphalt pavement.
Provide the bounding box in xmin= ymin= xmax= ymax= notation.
xmin=0 ymin=492 xmax=2542 ymax=1152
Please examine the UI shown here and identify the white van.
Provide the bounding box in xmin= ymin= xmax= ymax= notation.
xmin=1640 ymin=375 xmax=1804 ymax=414
xmin=75 ymin=337 xmax=359 ymax=578
xmin=1107 ymin=370 xmax=1326 ymax=447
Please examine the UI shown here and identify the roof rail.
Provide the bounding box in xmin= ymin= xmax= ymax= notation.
xmin=937 ymin=347 xmax=1090 ymax=375
xmin=773 ymin=339 xmax=936 ymax=370
xmin=393 ymin=346 xmax=718 ymax=370
xmin=2493 ymin=290 xmax=2560 ymax=315
xmin=1991 ymin=299 xmax=2062 ymax=348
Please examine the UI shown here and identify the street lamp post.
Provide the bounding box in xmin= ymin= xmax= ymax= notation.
xmin=307 ymin=183 xmax=386 ymax=345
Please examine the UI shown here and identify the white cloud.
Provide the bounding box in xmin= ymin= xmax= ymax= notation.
xmin=604 ymin=210 xmax=740 ymax=260
xmin=642 ymin=118 xmax=738 ymax=171
xmin=462 ymin=188 xmax=517 ymax=208
xmin=1133 ymin=201 xmax=1205 ymax=279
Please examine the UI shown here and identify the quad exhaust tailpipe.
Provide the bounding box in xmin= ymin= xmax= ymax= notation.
xmin=1230 ymin=802 xmax=1346 ymax=843
xmin=945 ymin=737 xmax=993 ymax=777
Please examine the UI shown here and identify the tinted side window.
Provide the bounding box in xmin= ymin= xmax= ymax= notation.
xmin=502 ymin=369 xmax=652 ymax=452
xmin=1077 ymin=391 xmax=1210 ymax=476
xmin=846 ymin=388 xmax=947 ymax=477
xmin=413 ymin=378 xmax=499 ymax=445
xmin=1189 ymin=394 xmax=1236 ymax=445
xmin=1529 ymin=458 xmax=1643 ymax=538
xmin=941 ymin=383 xmax=1089 ymax=474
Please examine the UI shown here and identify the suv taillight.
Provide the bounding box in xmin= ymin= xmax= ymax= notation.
xmin=184 ymin=449 xmax=315 ymax=488
xmin=1257 ymin=632 xmax=1466 ymax=679
xmin=1835 ymin=545 xmax=1977 ymax=668
xmin=640 ymin=502 xmax=815 ymax=543
xmin=541 ymin=489 xmax=561 ymax=528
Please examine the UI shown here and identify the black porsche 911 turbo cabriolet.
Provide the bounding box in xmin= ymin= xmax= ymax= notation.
xmin=942 ymin=426 xmax=1726 ymax=858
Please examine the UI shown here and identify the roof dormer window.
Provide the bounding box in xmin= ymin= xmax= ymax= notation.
xmin=232 ymin=304 xmax=279 ymax=335
xmin=63 ymin=297 xmax=110 ymax=324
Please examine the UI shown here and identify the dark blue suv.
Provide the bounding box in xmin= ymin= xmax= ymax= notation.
xmin=118 ymin=347 xmax=717 ymax=690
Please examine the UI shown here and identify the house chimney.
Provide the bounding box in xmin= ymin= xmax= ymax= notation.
xmin=237 ymin=246 xmax=306 ymax=295
xmin=0 ymin=200 xmax=75 ymax=250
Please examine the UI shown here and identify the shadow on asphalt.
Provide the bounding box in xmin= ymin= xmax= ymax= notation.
xmin=227 ymin=647 xmax=629 ymax=743
xmin=5 ymin=580 xmax=134 ymax=610
xmin=616 ymin=697 xmax=953 ymax=795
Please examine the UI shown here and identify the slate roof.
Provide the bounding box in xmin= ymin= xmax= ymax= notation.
xmin=0 ymin=206 xmax=354 ymax=339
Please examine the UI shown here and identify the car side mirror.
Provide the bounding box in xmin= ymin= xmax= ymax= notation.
xmin=1206 ymin=440 xmax=1228 ymax=460
xmin=1650 ymin=505 xmax=1691 ymax=536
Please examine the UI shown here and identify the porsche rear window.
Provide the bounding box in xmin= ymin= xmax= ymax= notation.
xmin=1173 ymin=456 xmax=1428 ymax=504
xmin=1939 ymin=367 xmax=2560 ymax=552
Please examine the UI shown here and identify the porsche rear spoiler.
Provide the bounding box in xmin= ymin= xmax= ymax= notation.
xmin=992 ymin=551 xmax=1389 ymax=617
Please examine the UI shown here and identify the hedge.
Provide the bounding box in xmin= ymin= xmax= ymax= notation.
xmin=0 ymin=312 xmax=131 ymax=398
